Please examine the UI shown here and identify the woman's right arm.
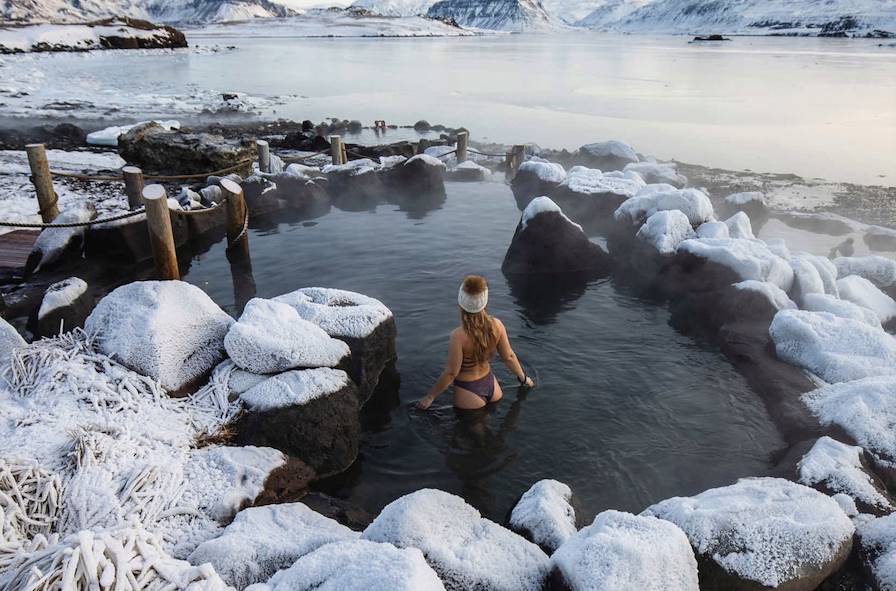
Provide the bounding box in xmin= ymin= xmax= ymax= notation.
xmin=496 ymin=319 xmax=534 ymax=387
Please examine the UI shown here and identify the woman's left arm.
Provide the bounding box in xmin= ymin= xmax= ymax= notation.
xmin=417 ymin=331 xmax=464 ymax=409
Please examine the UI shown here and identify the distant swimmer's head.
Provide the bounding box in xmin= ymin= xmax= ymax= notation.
xmin=458 ymin=274 xmax=488 ymax=314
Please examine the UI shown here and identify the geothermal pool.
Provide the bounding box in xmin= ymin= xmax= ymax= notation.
xmin=181 ymin=179 xmax=786 ymax=523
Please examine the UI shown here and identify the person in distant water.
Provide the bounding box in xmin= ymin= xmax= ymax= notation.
xmin=417 ymin=275 xmax=534 ymax=410
xmin=829 ymin=237 xmax=855 ymax=259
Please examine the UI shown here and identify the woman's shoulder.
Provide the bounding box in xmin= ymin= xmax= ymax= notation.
xmin=490 ymin=316 xmax=505 ymax=330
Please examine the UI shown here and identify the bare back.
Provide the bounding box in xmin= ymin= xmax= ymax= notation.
xmin=454 ymin=317 xmax=509 ymax=381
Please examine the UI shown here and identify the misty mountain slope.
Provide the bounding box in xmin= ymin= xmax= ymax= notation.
xmin=574 ymin=0 xmax=650 ymax=28
xmin=426 ymin=0 xmax=557 ymax=30
xmin=592 ymin=0 xmax=896 ymax=34
xmin=350 ymin=0 xmax=437 ymax=17
xmin=0 ymin=0 xmax=298 ymax=23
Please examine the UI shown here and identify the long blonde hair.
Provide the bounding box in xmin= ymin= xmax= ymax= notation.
xmin=459 ymin=275 xmax=498 ymax=363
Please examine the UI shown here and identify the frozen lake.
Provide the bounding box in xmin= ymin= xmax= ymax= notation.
xmin=0 ymin=32 xmax=893 ymax=185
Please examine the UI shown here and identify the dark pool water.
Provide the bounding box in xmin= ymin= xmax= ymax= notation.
xmin=181 ymin=180 xmax=786 ymax=523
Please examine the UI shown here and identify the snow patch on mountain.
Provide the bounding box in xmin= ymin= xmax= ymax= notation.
xmin=426 ymin=0 xmax=558 ymax=31
xmin=1 ymin=0 xmax=298 ymax=24
xmin=350 ymin=0 xmax=437 ymax=16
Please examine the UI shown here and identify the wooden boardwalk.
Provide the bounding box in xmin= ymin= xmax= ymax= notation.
xmin=0 ymin=230 xmax=39 ymax=269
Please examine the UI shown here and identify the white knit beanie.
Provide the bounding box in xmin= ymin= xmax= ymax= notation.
xmin=458 ymin=284 xmax=488 ymax=313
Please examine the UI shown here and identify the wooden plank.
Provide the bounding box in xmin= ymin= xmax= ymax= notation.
xmin=0 ymin=229 xmax=39 ymax=269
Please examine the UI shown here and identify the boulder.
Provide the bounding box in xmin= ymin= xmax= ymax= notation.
xmin=548 ymin=167 xmax=645 ymax=228
xmin=263 ymin=172 xmax=330 ymax=213
xmin=725 ymin=212 xmax=755 ymax=240
xmin=775 ymin=211 xmax=857 ymax=236
xmin=643 ymin=478 xmax=854 ymax=591
xmin=502 ymin=197 xmax=613 ymax=276
xmin=508 ymin=479 xmax=577 ymax=555
xmin=85 ymin=209 xmax=190 ymax=263
xmin=0 ymin=316 xmax=26 ymax=371
xmin=634 ymin=210 xmax=695 ymax=256
xmin=447 ymin=160 xmax=489 ymax=182
xmin=696 ymin=221 xmax=729 ymax=239
xmin=803 ymin=376 xmax=896 ymax=486
xmin=551 ymin=510 xmax=698 ymax=591
xmin=576 ymin=140 xmax=639 ymax=171
xmin=381 ymin=155 xmax=447 ymax=215
xmin=834 ymin=256 xmax=896 ymax=291
xmin=188 ymin=503 xmax=359 ymax=589
xmin=857 ymin=513 xmax=896 ymax=590
xmin=33 ymin=277 xmax=91 ymax=338
xmin=770 ymin=309 xmax=896 ymax=383
xmin=324 ymin=159 xmax=385 ymax=211
xmin=118 ymin=122 xmax=255 ymax=175
xmin=724 ymin=191 xmax=768 ymax=219
xmin=864 ymin=225 xmax=896 ymax=252
xmin=241 ymin=175 xmax=285 ymax=217
xmin=511 ymin=161 xmax=566 ymax=208
xmin=624 ymin=161 xmax=687 ymax=188
xmin=84 ymin=281 xmax=233 ymax=392
xmin=24 ymin=201 xmax=97 ymax=277
xmin=723 ymin=281 xmax=796 ymax=323
xmin=259 ymin=539 xmax=446 ymax=591
xmin=300 ymin=491 xmax=374 ymax=531
xmin=797 ymin=436 xmax=893 ymax=516
xmin=614 ymin=187 xmax=714 ymax=230
xmin=675 ymin=238 xmax=794 ymax=292
xmin=790 ymin=254 xmax=839 ymax=301
xmin=224 ymin=298 xmax=350 ymax=375
xmin=236 ymin=368 xmax=360 ymax=475
xmin=801 ymin=292 xmax=880 ymax=328
xmin=273 ymin=288 xmax=396 ymax=402
xmin=836 ymin=275 xmax=896 ymax=324
xmin=362 ymin=489 xmax=550 ymax=591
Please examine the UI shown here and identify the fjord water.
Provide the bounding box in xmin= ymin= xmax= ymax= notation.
xmin=182 ymin=181 xmax=785 ymax=522
xmin=5 ymin=33 xmax=894 ymax=184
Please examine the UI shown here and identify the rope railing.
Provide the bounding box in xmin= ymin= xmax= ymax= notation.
xmin=467 ymin=148 xmax=509 ymax=158
xmin=2 ymin=160 xmax=254 ymax=184
xmin=0 ymin=208 xmax=147 ymax=229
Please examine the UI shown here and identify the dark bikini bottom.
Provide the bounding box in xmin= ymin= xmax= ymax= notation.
xmin=453 ymin=371 xmax=495 ymax=403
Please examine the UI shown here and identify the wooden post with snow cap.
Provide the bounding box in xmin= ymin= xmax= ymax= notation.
xmin=221 ymin=178 xmax=249 ymax=252
xmin=507 ymin=144 xmax=526 ymax=181
xmin=456 ymin=131 xmax=468 ymax=163
xmin=256 ymin=140 xmax=271 ymax=173
xmin=330 ymin=135 xmax=345 ymax=166
xmin=142 ymin=184 xmax=180 ymax=280
xmin=122 ymin=166 xmax=145 ymax=211
xmin=25 ymin=144 xmax=59 ymax=223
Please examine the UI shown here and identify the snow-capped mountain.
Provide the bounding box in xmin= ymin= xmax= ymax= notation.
xmin=580 ymin=0 xmax=896 ymax=35
xmin=426 ymin=0 xmax=557 ymax=30
xmin=1 ymin=0 xmax=298 ymax=23
xmin=350 ymin=0 xmax=437 ymax=16
xmin=574 ymin=0 xmax=648 ymax=28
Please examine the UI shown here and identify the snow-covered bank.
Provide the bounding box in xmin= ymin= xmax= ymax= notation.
xmin=0 ymin=19 xmax=187 ymax=54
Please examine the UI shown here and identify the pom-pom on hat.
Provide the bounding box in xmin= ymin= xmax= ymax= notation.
xmin=458 ymin=275 xmax=488 ymax=313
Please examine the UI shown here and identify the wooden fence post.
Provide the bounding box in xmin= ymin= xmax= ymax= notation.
xmin=256 ymin=140 xmax=271 ymax=173
xmin=221 ymin=178 xmax=249 ymax=251
xmin=456 ymin=131 xmax=469 ymax=162
xmin=507 ymin=144 xmax=526 ymax=181
xmin=142 ymin=184 xmax=180 ymax=280
xmin=330 ymin=135 xmax=344 ymax=166
xmin=122 ymin=166 xmax=145 ymax=211
xmin=25 ymin=144 xmax=59 ymax=222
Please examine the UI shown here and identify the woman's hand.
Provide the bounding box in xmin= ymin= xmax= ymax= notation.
xmin=521 ymin=376 xmax=534 ymax=388
xmin=416 ymin=396 xmax=433 ymax=410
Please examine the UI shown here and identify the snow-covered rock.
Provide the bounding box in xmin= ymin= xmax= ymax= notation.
xmin=798 ymin=436 xmax=893 ymax=515
xmin=725 ymin=191 xmax=766 ymax=208
xmin=426 ymin=0 xmax=556 ymax=31
xmin=508 ymin=479 xmax=577 ymax=554
xmin=548 ymin=166 xmax=646 ymax=225
xmin=677 ymin=238 xmax=794 ymax=291
xmin=188 ymin=503 xmax=359 ymax=589
xmin=837 ymin=275 xmax=896 ymax=324
xmin=577 ymin=140 xmax=639 ymax=171
xmin=87 ymin=119 xmax=180 ymax=147
xmin=635 ymin=209 xmax=695 ymax=255
xmin=803 ymin=376 xmax=896 ymax=474
xmin=551 ymin=510 xmax=698 ymax=591
xmin=858 ymin=513 xmax=896 ymax=591
xmin=0 ymin=19 xmax=187 ymax=53
xmin=259 ymin=539 xmax=446 ymax=591
xmin=789 ymin=254 xmax=828 ymax=303
xmin=502 ymin=197 xmax=612 ymax=276
xmin=769 ymin=309 xmax=896 ymax=383
xmin=224 ymin=298 xmax=350 ymax=375
xmin=643 ymin=478 xmax=855 ymax=591
xmin=0 ymin=316 xmax=26 ymax=371
xmin=511 ymin=161 xmax=566 ymax=206
xmin=696 ymin=220 xmax=729 ymax=239
xmin=273 ymin=287 xmax=396 ymax=400
xmin=24 ymin=200 xmax=96 ymax=276
xmin=236 ymin=368 xmax=360 ymax=474
xmin=724 ymin=212 xmax=754 ymax=240
xmin=733 ymin=280 xmax=796 ymax=312
xmin=865 ymin=225 xmax=896 ymax=252
xmin=623 ymin=161 xmax=686 ymax=188
xmin=801 ymin=292 xmax=881 ymax=328
xmin=35 ymin=276 xmax=91 ymax=337
xmin=85 ymin=280 xmax=233 ymax=392
xmin=362 ymin=489 xmax=550 ymax=590
xmin=447 ymin=159 xmax=489 ymax=182
xmin=614 ymin=187 xmax=714 ymax=228
xmin=834 ymin=256 xmax=896 ymax=290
